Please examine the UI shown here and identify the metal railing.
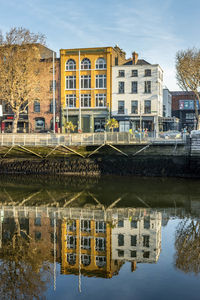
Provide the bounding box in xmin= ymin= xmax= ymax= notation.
xmin=0 ymin=132 xmax=184 ymax=147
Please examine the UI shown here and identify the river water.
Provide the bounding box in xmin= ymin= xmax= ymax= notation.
xmin=0 ymin=175 xmax=200 ymax=300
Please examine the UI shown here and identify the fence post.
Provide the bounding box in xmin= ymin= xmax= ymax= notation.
xmin=1 ymin=134 xmax=3 ymax=146
xmin=24 ymin=135 xmax=25 ymax=146
xmin=93 ymin=133 xmax=94 ymax=145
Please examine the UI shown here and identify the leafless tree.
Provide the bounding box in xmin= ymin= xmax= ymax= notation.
xmin=176 ymin=48 xmax=200 ymax=129
xmin=175 ymin=219 xmax=200 ymax=274
xmin=0 ymin=27 xmax=48 ymax=133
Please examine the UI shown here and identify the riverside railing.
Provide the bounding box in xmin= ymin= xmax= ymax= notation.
xmin=0 ymin=132 xmax=184 ymax=147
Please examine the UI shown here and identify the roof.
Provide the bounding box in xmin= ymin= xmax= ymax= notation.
xmin=123 ymin=59 xmax=151 ymax=66
xmin=170 ymin=91 xmax=195 ymax=96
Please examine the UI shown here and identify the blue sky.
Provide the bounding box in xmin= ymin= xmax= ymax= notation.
xmin=0 ymin=0 xmax=199 ymax=90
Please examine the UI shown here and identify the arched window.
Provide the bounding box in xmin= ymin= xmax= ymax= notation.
xmin=66 ymin=59 xmax=76 ymax=71
xmin=96 ymin=58 xmax=106 ymax=69
xmin=81 ymin=58 xmax=91 ymax=70
xmin=35 ymin=117 xmax=45 ymax=131
xmin=81 ymin=254 xmax=91 ymax=266
xmin=67 ymin=253 xmax=76 ymax=266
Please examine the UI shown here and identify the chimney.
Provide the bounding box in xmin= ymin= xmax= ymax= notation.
xmin=132 ymin=51 xmax=138 ymax=65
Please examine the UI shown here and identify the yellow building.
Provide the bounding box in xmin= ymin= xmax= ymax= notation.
xmin=61 ymin=218 xmax=123 ymax=278
xmin=60 ymin=46 xmax=127 ymax=132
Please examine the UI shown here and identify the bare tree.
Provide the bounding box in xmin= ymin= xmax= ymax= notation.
xmin=176 ymin=48 xmax=200 ymax=129
xmin=175 ymin=219 xmax=200 ymax=274
xmin=0 ymin=27 xmax=48 ymax=133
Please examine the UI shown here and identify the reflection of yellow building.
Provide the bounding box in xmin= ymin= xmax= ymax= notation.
xmin=61 ymin=218 xmax=122 ymax=278
xmin=60 ymin=46 xmax=127 ymax=132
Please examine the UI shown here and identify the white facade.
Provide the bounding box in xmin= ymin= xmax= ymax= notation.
xmin=112 ymin=60 xmax=163 ymax=134
xmin=112 ymin=211 xmax=162 ymax=263
xmin=163 ymin=88 xmax=172 ymax=117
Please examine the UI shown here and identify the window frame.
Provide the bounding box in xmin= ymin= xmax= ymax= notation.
xmin=81 ymin=94 xmax=91 ymax=108
xmin=95 ymin=94 xmax=106 ymax=107
xmin=96 ymin=74 xmax=106 ymax=89
xmin=81 ymin=58 xmax=91 ymax=70
xmin=96 ymin=58 xmax=106 ymax=69
xmin=81 ymin=75 xmax=91 ymax=89
xmin=66 ymin=76 xmax=76 ymax=90
xmin=144 ymin=81 xmax=151 ymax=94
xmin=118 ymin=101 xmax=125 ymax=114
xmin=66 ymin=94 xmax=76 ymax=108
xmin=131 ymin=81 xmax=138 ymax=94
xmin=144 ymin=100 xmax=151 ymax=114
xmin=65 ymin=59 xmax=76 ymax=71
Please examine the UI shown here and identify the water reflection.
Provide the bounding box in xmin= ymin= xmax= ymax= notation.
xmin=0 ymin=176 xmax=200 ymax=298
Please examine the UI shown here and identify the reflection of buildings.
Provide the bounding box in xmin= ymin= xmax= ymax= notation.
xmin=112 ymin=210 xmax=161 ymax=265
xmin=0 ymin=206 xmax=162 ymax=281
xmin=0 ymin=207 xmax=61 ymax=263
xmin=61 ymin=218 xmax=123 ymax=278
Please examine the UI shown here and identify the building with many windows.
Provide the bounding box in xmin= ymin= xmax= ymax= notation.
xmin=112 ymin=52 xmax=163 ymax=134
xmin=60 ymin=46 xmax=127 ymax=133
xmin=112 ymin=210 xmax=161 ymax=264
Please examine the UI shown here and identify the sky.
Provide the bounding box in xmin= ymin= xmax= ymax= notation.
xmin=0 ymin=0 xmax=199 ymax=90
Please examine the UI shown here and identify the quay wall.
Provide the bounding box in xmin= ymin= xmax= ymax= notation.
xmin=0 ymin=141 xmax=199 ymax=177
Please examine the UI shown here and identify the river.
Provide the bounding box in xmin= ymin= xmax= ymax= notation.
xmin=0 ymin=175 xmax=200 ymax=300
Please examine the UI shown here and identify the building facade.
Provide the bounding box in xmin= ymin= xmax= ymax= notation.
xmin=0 ymin=45 xmax=60 ymax=133
xmin=60 ymin=46 xmax=127 ymax=133
xmin=112 ymin=210 xmax=161 ymax=264
xmin=112 ymin=52 xmax=163 ymax=135
xmin=171 ymin=91 xmax=199 ymax=130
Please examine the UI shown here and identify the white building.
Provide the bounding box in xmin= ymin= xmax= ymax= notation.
xmin=112 ymin=210 xmax=162 ymax=264
xmin=112 ymin=52 xmax=163 ymax=135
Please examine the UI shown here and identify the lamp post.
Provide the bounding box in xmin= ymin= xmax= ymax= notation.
xmin=53 ymin=52 xmax=56 ymax=134
xmin=78 ymin=50 xmax=82 ymax=132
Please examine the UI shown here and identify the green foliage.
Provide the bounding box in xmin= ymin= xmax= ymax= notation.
xmin=64 ymin=121 xmax=77 ymax=133
xmin=106 ymin=118 xmax=119 ymax=132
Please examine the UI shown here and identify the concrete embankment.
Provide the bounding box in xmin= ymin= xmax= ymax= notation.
xmin=0 ymin=136 xmax=199 ymax=178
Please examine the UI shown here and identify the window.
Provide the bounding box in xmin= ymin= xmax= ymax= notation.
xmin=144 ymin=81 xmax=151 ymax=93
xmin=118 ymin=81 xmax=124 ymax=94
xmin=96 ymin=58 xmax=106 ymax=69
xmin=96 ymin=237 xmax=106 ymax=251
xmin=35 ymin=118 xmax=45 ymax=130
xmin=144 ymin=216 xmax=150 ymax=229
xmin=96 ymin=75 xmax=106 ymax=88
xmin=50 ymin=100 xmax=57 ymax=113
xmin=131 ymin=250 xmax=137 ymax=258
xmin=34 ymin=101 xmax=40 ymax=113
xmin=81 ymin=236 xmax=91 ymax=250
xmin=96 ymin=256 xmax=106 ymax=267
xmin=95 ymin=94 xmax=106 ymax=107
xmin=131 ymin=81 xmax=138 ymax=93
xmin=96 ymin=221 xmax=106 ymax=233
xmin=118 ymin=70 xmax=125 ymax=77
xmin=131 ymin=235 xmax=137 ymax=246
xmin=143 ymin=251 xmax=150 ymax=258
xmin=35 ymin=231 xmax=41 ymax=241
xmin=50 ymin=80 xmax=56 ymax=92
xmin=67 ymin=235 xmax=76 ymax=249
xmin=66 ymin=59 xmax=76 ymax=70
xmin=81 ymin=254 xmax=91 ymax=266
xmin=67 ymin=220 xmax=76 ymax=232
xmin=66 ymin=94 xmax=76 ymax=108
xmin=132 ymin=70 xmax=138 ymax=77
xmin=34 ymin=216 xmax=41 ymax=226
xmin=67 ymin=253 xmax=76 ymax=265
xmin=118 ymin=250 xmax=124 ymax=257
xmin=131 ymin=101 xmax=138 ymax=114
xmin=118 ymin=101 xmax=125 ymax=114
xmin=118 ymin=234 xmax=124 ymax=246
xmin=143 ymin=235 xmax=150 ymax=247
xmin=81 ymin=75 xmax=91 ymax=89
xmin=81 ymin=94 xmax=91 ymax=107
xmin=145 ymin=69 xmax=151 ymax=77
xmin=66 ymin=76 xmax=76 ymax=90
xmin=118 ymin=220 xmax=124 ymax=227
xmin=131 ymin=219 xmax=137 ymax=228
xmin=81 ymin=220 xmax=91 ymax=232
xmin=144 ymin=100 xmax=151 ymax=114
xmin=81 ymin=58 xmax=91 ymax=70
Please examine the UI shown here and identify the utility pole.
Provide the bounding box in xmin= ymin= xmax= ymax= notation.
xmin=78 ymin=50 xmax=82 ymax=132
xmin=53 ymin=52 xmax=56 ymax=134
xmin=139 ymin=101 xmax=142 ymax=143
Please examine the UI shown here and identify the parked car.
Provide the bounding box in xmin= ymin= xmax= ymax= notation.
xmin=160 ymin=130 xmax=181 ymax=139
